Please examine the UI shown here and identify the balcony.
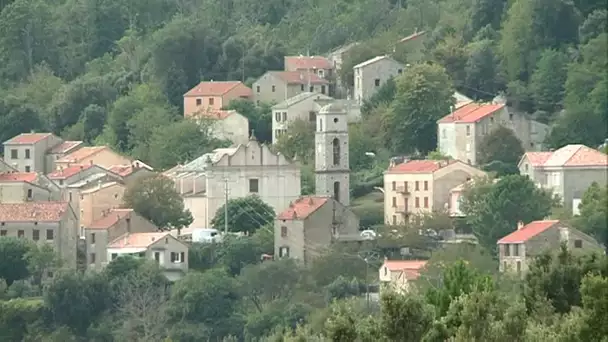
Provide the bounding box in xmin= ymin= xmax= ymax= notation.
xmin=395 ymin=185 xmax=410 ymax=194
xmin=394 ymin=205 xmax=409 ymax=214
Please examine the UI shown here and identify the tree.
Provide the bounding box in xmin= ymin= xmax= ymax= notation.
xmin=572 ymin=182 xmax=607 ymax=248
xmin=25 ymin=243 xmax=62 ymax=286
xmin=224 ymin=99 xmax=272 ymax=143
xmin=464 ymin=39 xmax=503 ymax=101
xmin=211 ymin=195 xmax=274 ymax=235
xmin=477 ymin=125 xmax=525 ymax=175
xmin=0 ymin=237 xmax=32 ymax=286
xmin=529 ymin=49 xmax=569 ymax=115
xmin=579 ymin=9 xmax=607 ymax=44
xmin=461 ymin=175 xmax=556 ymax=251
xmin=579 ymin=274 xmax=608 ymax=340
xmin=380 ymin=291 xmax=434 ymax=341
xmin=274 ymin=119 xmax=315 ymax=165
xmin=386 ymin=63 xmax=454 ymax=155
xmin=123 ymin=174 xmax=193 ymax=230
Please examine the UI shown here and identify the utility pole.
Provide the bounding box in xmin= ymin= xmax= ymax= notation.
xmin=224 ymin=178 xmax=229 ymax=235
xmin=306 ymin=49 xmax=311 ymax=92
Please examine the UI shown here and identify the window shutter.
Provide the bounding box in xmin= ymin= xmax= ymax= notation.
xmin=180 ymin=252 xmax=185 ymax=263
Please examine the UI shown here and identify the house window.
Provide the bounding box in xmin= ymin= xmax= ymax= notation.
xmin=282 ymin=112 xmax=287 ymax=121
xmin=424 ymin=181 xmax=428 ymax=191
xmin=27 ymin=189 xmax=33 ymax=199
xmin=25 ymin=149 xmax=30 ymax=159
xmin=524 ymin=164 xmax=529 ymax=172
xmin=374 ymin=79 xmax=380 ymax=87
xmin=300 ymin=84 xmax=304 ymax=91
xmin=180 ymin=252 xmax=185 ymax=262
xmin=256 ymin=86 xmax=260 ymax=93
xmin=18 ymin=230 xmax=24 ymax=238
xmin=279 ymin=246 xmax=289 ymax=258
xmin=415 ymin=181 xmax=419 ymax=191
xmin=25 ymin=166 xmax=31 ymax=172
xmin=275 ymin=112 xmax=281 ymax=122
xmin=415 ymin=197 xmax=420 ymax=208
xmin=271 ymin=85 xmax=276 ymax=92
xmin=321 ymin=85 xmax=326 ymax=94
xmin=171 ymin=252 xmax=184 ymax=263
xmin=509 ymin=113 xmax=514 ymax=120
xmin=332 ymin=138 xmax=340 ymax=165
xmin=196 ymin=98 xmax=202 ymax=106
xmin=513 ymin=244 xmax=519 ymax=256
xmin=423 ymin=197 xmax=429 ymax=208
xmin=392 ymin=197 xmax=397 ymax=207
xmin=466 ymin=125 xmax=471 ymax=136
xmin=333 ymin=181 xmax=341 ymax=202
xmin=392 ymin=215 xmax=397 ymax=225
xmin=309 ymin=111 xmax=316 ymax=121
xmin=404 ymin=181 xmax=408 ymax=192
xmin=308 ymin=85 xmax=313 ymax=92
xmin=319 ymin=119 xmax=323 ymax=131
xmin=60 ymin=180 xmax=64 ymax=186
xmin=91 ymin=233 xmax=96 ymax=244
xmin=68 ymin=192 xmax=72 ymax=201
xmin=490 ymin=117 xmax=494 ymax=125
xmin=398 ymin=69 xmax=403 ymax=74
xmin=33 ymin=230 xmax=39 ymax=241
xmin=574 ymin=239 xmax=582 ymax=248
xmin=154 ymin=252 xmax=160 ymax=262
xmin=391 ymin=181 xmax=396 ymax=190
xmin=281 ymin=226 xmax=287 ymax=237
xmin=46 ymin=229 xmax=54 ymax=240
xmin=384 ymin=267 xmax=387 ymax=276
xmin=404 ymin=198 xmax=408 ymax=211
xmin=112 ymin=253 xmax=118 ymax=260
xmin=10 ymin=149 xmax=17 ymax=159
xmin=90 ymin=253 xmax=96 ymax=264
xmin=249 ymin=179 xmax=259 ymax=193
xmin=208 ymin=98 xmax=214 ymax=105
xmin=504 ymin=244 xmax=510 ymax=256
xmin=0 ymin=230 xmax=6 ymax=236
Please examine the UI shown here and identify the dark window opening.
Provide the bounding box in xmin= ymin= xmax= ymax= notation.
xmin=332 ymin=138 xmax=340 ymax=165
xmin=333 ymin=181 xmax=340 ymax=202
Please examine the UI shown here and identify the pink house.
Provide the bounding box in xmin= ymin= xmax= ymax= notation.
xmin=183 ymin=81 xmax=252 ymax=117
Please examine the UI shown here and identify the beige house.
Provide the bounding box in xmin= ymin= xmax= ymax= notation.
xmin=271 ymin=92 xmax=333 ymax=142
xmin=252 ymin=71 xmax=329 ymax=104
xmin=498 ymin=220 xmax=603 ymax=276
xmin=0 ymin=157 xmax=17 ymax=172
xmin=56 ymin=146 xmax=131 ymax=170
xmin=47 ymin=164 xmax=120 ymax=187
xmin=47 ymin=140 xmax=84 ymax=166
xmin=107 ymin=232 xmax=189 ymax=281
xmin=384 ymin=159 xmax=486 ymax=225
xmin=85 ymin=209 xmax=158 ymax=270
xmin=0 ymin=202 xmax=78 ymax=267
xmin=107 ymin=161 xmax=154 ymax=186
xmin=353 ymin=55 xmax=404 ymax=105
xmin=183 ymin=81 xmax=252 ymax=117
xmin=165 ymin=138 xmax=301 ymax=228
xmin=0 ymin=172 xmax=62 ymax=203
xmin=284 ymin=56 xmax=334 ymax=80
xmin=192 ymin=109 xmax=250 ymax=145
xmin=437 ymin=101 xmax=549 ymax=165
xmin=379 ymin=259 xmax=427 ymax=293
xmin=274 ymin=196 xmax=360 ymax=265
xmin=3 ymin=133 xmax=63 ymax=173
xmin=519 ymin=145 xmax=608 ymax=211
xmin=79 ymin=182 xmax=126 ymax=228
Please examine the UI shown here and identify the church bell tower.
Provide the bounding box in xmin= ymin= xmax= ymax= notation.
xmin=314 ymin=103 xmax=350 ymax=206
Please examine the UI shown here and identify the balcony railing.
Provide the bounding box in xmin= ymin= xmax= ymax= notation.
xmin=394 ymin=205 xmax=409 ymax=213
xmin=395 ymin=185 xmax=410 ymax=194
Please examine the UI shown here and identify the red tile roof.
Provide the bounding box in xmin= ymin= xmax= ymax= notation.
xmin=524 ymin=152 xmax=553 ymax=166
xmin=387 ymin=159 xmax=456 ymax=174
xmin=384 ymin=260 xmax=427 ymax=271
xmin=438 ymin=102 xmax=505 ymax=124
xmin=0 ymin=172 xmax=38 ymax=183
xmin=108 ymin=232 xmax=170 ymax=248
xmin=88 ymin=209 xmax=134 ymax=229
xmin=47 ymin=164 xmax=95 ymax=179
xmin=4 ymin=133 xmax=53 ymax=145
xmin=49 ymin=140 xmax=83 ymax=154
xmin=57 ymin=146 xmax=108 ymax=163
xmin=184 ymin=81 xmax=248 ymax=97
xmin=277 ymin=196 xmax=329 ymax=220
xmin=107 ymin=165 xmax=136 ymax=177
xmin=269 ymin=71 xmax=329 ymax=85
xmin=285 ymin=56 xmax=333 ymax=71
xmin=497 ymin=220 xmax=559 ymax=244
xmin=0 ymin=202 xmax=70 ymax=222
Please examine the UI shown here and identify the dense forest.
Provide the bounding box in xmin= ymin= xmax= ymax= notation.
xmin=0 ymin=0 xmax=606 ymax=171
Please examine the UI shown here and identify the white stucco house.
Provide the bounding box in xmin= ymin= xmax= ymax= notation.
xmin=353 ymin=55 xmax=404 ymax=105
xmin=193 ymin=109 xmax=250 ymax=145
xmin=164 ymin=137 xmax=301 ymax=228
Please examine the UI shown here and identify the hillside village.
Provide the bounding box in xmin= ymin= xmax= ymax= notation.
xmin=0 ymin=0 xmax=607 ymax=340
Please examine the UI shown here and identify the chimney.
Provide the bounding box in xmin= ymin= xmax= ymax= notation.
xmin=288 ymin=202 xmax=294 ymax=208
xmin=517 ymin=221 xmax=525 ymax=230
xmin=308 ymin=197 xmax=314 ymax=205
xmin=292 ymin=211 xmax=297 ymax=219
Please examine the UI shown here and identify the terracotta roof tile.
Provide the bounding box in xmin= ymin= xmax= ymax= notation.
xmin=387 ymin=159 xmax=456 ymax=174
xmin=0 ymin=172 xmax=38 ymax=183
xmin=384 ymin=260 xmax=427 ymax=272
xmin=497 ymin=220 xmax=559 ymax=244
xmin=524 ymin=152 xmax=553 ymax=166
xmin=49 ymin=141 xmax=83 ymax=154
xmin=184 ymin=81 xmax=249 ymax=97
xmin=57 ymin=146 xmax=108 ymax=163
xmin=0 ymin=202 xmax=70 ymax=222
xmin=438 ymin=102 xmax=505 ymax=124
xmin=525 ymin=145 xmax=607 ymax=168
xmin=88 ymin=209 xmax=134 ymax=229
xmin=47 ymin=164 xmax=95 ymax=179
xmin=284 ymin=56 xmax=333 ymax=70
xmin=269 ymin=71 xmax=329 ymax=85
xmin=4 ymin=133 xmax=53 ymax=145
xmin=108 ymin=232 xmax=170 ymax=248
xmin=277 ymin=196 xmax=329 ymax=220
